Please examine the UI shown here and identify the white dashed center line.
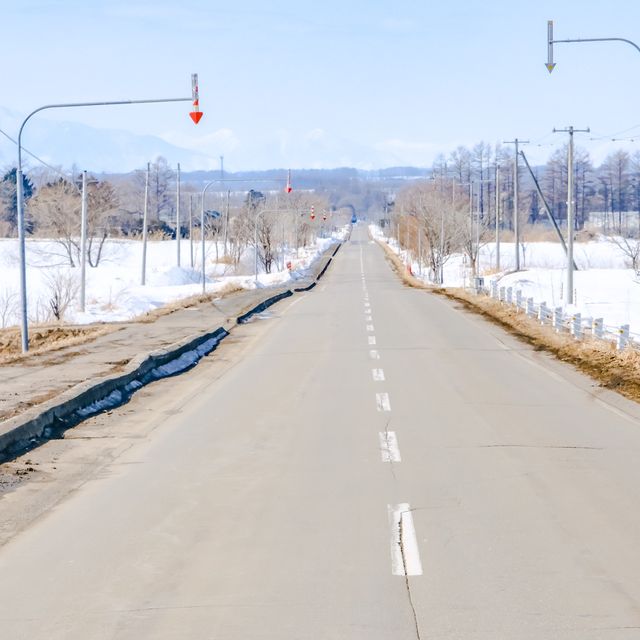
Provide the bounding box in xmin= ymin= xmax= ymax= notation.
xmin=388 ymin=504 xmax=423 ymax=576
xmin=368 ymin=336 xmax=377 ymax=345
xmin=369 ymin=349 xmax=380 ymax=359
xmin=366 ymin=324 xmax=375 ymax=332
xmin=376 ymin=392 xmax=391 ymax=412
xmin=372 ymin=368 xmax=385 ymax=381
xmin=379 ymin=431 xmax=401 ymax=462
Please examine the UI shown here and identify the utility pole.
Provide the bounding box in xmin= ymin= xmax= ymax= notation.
xmin=553 ymin=126 xmax=590 ymax=305
xmin=468 ymin=182 xmax=474 ymax=276
xmin=220 ymin=155 xmax=224 ymax=179
xmin=503 ymin=138 xmax=529 ymax=270
xmin=79 ymin=170 xmax=88 ymax=312
xmin=476 ymin=186 xmax=481 ymax=261
xmin=176 ymin=163 xmax=181 ymax=267
xmin=439 ymin=209 xmax=444 ymax=284
xmin=141 ymin=162 xmax=150 ymax=286
xmin=495 ymin=163 xmax=500 ymax=271
xmin=473 ymin=178 xmax=493 ymax=276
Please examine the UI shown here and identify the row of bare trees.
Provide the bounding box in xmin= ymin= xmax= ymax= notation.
xmin=388 ymin=142 xmax=640 ymax=282
xmin=0 ymin=155 xmax=342 ymax=273
xmin=432 ymin=142 xmax=640 ymax=236
xmin=392 ymin=180 xmax=483 ymax=282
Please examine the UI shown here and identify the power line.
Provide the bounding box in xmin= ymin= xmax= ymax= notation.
xmin=0 ymin=126 xmax=73 ymax=182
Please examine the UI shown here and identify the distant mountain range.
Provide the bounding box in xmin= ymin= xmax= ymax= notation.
xmin=0 ymin=105 xmax=440 ymax=176
xmin=0 ymin=106 xmax=213 ymax=173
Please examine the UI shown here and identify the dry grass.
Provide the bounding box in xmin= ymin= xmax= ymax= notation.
xmin=377 ymin=240 xmax=432 ymax=290
xmin=376 ymin=238 xmax=640 ymax=403
xmin=0 ymin=325 xmax=116 ymax=364
xmin=0 ymin=389 xmax=62 ymax=422
xmin=136 ymin=282 xmax=245 ymax=323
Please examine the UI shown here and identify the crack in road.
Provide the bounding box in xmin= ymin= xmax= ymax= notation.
xmin=398 ymin=507 xmax=422 ymax=640
xmin=478 ymin=444 xmax=603 ymax=450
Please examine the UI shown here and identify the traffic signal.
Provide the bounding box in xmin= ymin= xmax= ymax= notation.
xmin=310 ymin=206 xmax=316 ymax=221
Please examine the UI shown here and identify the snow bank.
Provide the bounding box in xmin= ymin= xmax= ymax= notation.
xmin=0 ymin=228 xmax=348 ymax=329
xmin=370 ymin=225 xmax=640 ymax=337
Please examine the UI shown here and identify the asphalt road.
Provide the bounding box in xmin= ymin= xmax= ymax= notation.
xmin=1 ymin=224 xmax=640 ymax=639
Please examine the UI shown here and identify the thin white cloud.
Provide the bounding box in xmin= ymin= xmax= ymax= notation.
xmin=304 ymin=128 xmax=326 ymax=142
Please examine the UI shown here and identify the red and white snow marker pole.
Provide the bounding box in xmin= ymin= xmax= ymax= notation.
xmin=190 ymin=73 xmax=203 ymax=124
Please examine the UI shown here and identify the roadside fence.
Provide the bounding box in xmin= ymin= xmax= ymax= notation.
xmin=472 ymin=278 xmax=639 ymax=351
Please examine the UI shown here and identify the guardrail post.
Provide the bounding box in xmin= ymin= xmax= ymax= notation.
xmin=571 ymin=312 xmax=582 ymax=339
xmin=538 ymin=301 xmax=547 ymax=324
xmin=526 ymin=297 xmax=535 ymax=317
xmin=618 ymin=324 xmax=630 ymax=350
xmin=592 ymin=317 xmax=604 ymax=340
xmin=506 ymin=286 xmax=513 ymax=304
xmin=515 ymin=289 xmax=523 ymax=309
xmin=499 ymin=286 xmax=506 ymax=301
xmin=490 ymin=281 xmax=498 ymax=298
xmin=553 ymin=307 xmax=563 ymax=332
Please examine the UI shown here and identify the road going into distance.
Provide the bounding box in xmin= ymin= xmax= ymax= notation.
xmin=2 ymin=224 xmax=640 ymax=638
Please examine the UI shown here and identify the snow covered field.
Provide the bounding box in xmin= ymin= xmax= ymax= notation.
xmin=371 ymin=225 xmax=640 ymax=338
xmin=0 ymin=231 xmax=346 ymax=328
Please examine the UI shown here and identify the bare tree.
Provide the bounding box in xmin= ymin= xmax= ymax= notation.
xmin=256 ymin=210 xmax=278 ymax=274
xmin=0 ymin=288 xmax=18 ymax=328
xmin=397 ymin=179 xmax=468 ymax=282
xmin=45 ymin=270 xmax=79 ymax=321
xmin=602 ymin=150 xmax=630 ymax=233
xmin=609 ymin=234 xmax=640 ymax=273
xmin=29 ymin=176 xmax=118 ymax=267
xmin=83 ymin=179 xmax=119 ymax=267
xmin=133 ymin=156 xmax=175 ymax=223
xmin=29 ymin=178 xmax=80 ymax=265
xmin=449 ymin=146 xmax=472 ymax=184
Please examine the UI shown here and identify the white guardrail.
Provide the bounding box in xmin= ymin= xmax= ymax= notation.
xmin=471 ymin=279 xmax=638 ymax=351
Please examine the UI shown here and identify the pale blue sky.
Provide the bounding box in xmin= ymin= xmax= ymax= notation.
xmin=3 ymin=0 xmax=640 ymax=170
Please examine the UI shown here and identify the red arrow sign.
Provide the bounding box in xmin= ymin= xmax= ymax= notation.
xmin=190 ymin=111 xmax=203 ymax=125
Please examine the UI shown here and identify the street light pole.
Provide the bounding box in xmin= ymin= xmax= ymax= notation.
xmin=15 ymin=87 xmax=197 ymax=352
xmin=176 ymin=162 xmax=181 ymax=267
xmin=223 ymin=189 xmax=230 ymax=256
xmin=79 ymin=170 xmax=88 ymax=312
xmin=189 ymin=194 xmax=195 ymax=268
xmin=546 ymin=20 xmax=640 ymax=73
xmin=141 ymin=162 xmax=150 ymax=286
xmin=199 ymin=181 xmax=218 ymax=295
xmin=553 ymin=126 xmax=590 ymax=305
